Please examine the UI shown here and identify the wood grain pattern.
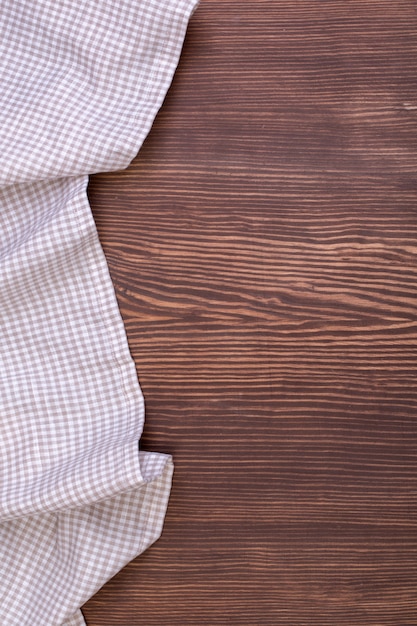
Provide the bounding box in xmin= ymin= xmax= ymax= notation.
xmin=83 ymin=1 xmax=417 ymax=624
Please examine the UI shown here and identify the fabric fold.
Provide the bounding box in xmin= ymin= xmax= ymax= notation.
xmin=0 ymin=0 xmax=197 ymax=623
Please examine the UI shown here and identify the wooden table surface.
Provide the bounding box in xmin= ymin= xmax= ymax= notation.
xmin=83 ymin=1 xmax=417 ymax=624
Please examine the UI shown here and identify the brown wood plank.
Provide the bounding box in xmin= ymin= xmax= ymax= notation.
xmin=83 ymin=1 xmax=417 ymax=624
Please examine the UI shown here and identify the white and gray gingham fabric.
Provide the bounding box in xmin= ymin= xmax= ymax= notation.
xmin=0 ymin=1 xmax=197 ymax=624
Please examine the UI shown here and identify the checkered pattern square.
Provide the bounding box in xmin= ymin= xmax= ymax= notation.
xmin=0 ymin=1 xmax=197 ymax=623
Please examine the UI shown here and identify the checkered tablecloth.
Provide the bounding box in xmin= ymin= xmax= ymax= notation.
xmin=0 ymin=1 xmax=197 ymax=623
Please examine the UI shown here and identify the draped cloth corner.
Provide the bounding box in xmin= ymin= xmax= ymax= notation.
xmin=0 ymin=1 xmax=197 ymax=624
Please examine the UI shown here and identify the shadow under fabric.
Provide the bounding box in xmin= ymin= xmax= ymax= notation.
xmin=0 ymin=1 xmax=198 ymax=624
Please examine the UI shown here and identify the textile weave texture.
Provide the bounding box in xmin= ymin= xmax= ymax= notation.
xmin=0 ymin=1 xmax=197 ymax=624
